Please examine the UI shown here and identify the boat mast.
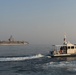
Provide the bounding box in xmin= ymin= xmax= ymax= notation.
xmin=8 ymin=35 xmax=14 ymax=42
xmin=63 ymin=34 xmax=67 ymax=45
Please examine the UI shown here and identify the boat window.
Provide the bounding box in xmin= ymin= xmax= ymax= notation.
xmin=71 ymin=46 xmax=74 ymax=49
xmin=68 ymin=46 xmax=70 ymax=49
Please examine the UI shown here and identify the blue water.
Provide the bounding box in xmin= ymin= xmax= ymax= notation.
xmin=0 ymin=44 xmax=76 ymax=75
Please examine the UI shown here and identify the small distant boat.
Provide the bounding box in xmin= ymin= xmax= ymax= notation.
xmin=50 ymin=35 xmax=76 ymax=57
xmin=0 ymin=35 xmax=29 ymax=46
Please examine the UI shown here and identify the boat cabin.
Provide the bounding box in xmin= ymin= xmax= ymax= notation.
xmin=52 ymin=43 xmax=76 ymax=55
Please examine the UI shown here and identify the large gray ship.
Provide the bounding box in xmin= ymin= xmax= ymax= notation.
xmin=0 ymin=35 xmax=29 ymax=45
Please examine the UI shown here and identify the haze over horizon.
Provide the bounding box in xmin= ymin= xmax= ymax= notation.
xmin=0 ymin=0 xmax=76 ymax=44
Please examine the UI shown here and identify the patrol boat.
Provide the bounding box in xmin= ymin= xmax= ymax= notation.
xmin=50 ymin=35 xmax=76 ymax=57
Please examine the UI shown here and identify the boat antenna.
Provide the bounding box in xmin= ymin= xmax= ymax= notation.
xmin=63 ymin=34 xmax=67 ymax=44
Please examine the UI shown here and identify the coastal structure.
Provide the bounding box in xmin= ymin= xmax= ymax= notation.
xmin=0 ymin=35 xmax=29 ymax=45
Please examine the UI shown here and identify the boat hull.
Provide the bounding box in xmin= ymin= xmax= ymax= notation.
xmin=0 ymin=43 xmax=28 ymax=46
xmin=51 ymin=54 xmax=76 ymax=58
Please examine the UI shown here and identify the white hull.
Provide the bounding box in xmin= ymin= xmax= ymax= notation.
xmin=51 ymin=53 xmax=76 ymax=57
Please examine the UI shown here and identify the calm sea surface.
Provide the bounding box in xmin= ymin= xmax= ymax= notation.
xmin=0 ymin=44 xmax=76 ymax=75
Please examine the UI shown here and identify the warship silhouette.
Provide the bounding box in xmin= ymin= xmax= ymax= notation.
xmin=0 ymin=35 xmax=29 ymax=45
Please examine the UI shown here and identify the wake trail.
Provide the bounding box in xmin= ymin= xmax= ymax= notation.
xmin=0 ymin=54 xmax=44 ymax=62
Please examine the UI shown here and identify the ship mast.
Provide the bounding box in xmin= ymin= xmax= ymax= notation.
xmin=8 ymin=35 xmax=14 ymax=42
xmin=63 ymin=34 xmax=67 ymax=45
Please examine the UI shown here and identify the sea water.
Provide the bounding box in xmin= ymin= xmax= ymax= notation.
xmin=0 ymin=44 xmax=76 ymax=75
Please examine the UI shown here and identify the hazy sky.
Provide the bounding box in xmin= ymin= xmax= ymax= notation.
xmin=0 ymin=0 xmax=76 ymax=44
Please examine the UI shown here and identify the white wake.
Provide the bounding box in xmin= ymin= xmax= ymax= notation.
xmin=42 ymin=61 xmax=76 ymax=72
xmin=0 ymin=54 xmax=44 ymax=61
